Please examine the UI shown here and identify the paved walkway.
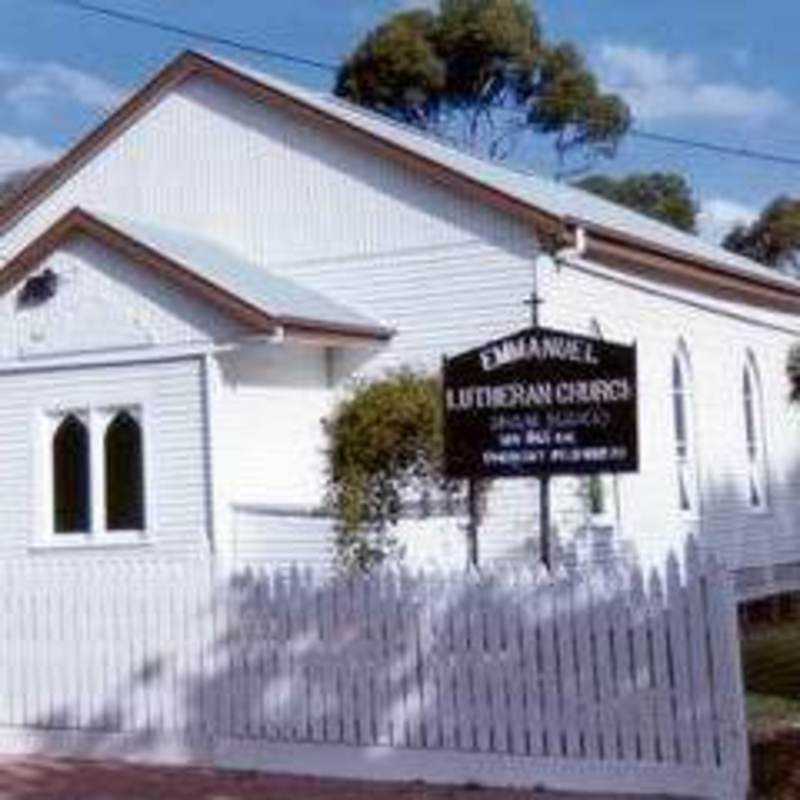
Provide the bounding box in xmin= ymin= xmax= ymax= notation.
xmin=0 ymin=758 xmax=679 ymax=799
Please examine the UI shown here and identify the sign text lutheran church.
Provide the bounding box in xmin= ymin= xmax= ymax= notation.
xmin=443 ymin=326 xmax=639 ymax=480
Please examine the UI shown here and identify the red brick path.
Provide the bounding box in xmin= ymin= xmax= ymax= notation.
xmin=0 ymin=757 xmax=672 ymax=799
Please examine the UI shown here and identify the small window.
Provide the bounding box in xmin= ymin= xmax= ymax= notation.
xmin=672 ymin=345 xmax=698 ymax=513
xmin=47 ymin=405 xmax=147 ymax=542
xmin=585 ymin=319 xmax=610 ymax=521
xmin=743 ymin=354 xmax=768 ymax=509
xmin=53 ymin=414 xmax=91 ymax=533
xmin=588 ymin=474 xmax=605 ymax=515
xmin=105 ymin=411 xmax=145 ymax=530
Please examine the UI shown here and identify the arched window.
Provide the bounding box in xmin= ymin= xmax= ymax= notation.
xmin=53 ymin=414 xmax=90 ymax=533
xmin=105 ymin=411 xmax=144 ymax=531
xmin=672 ymin=344 xmax=698 ymax=513
xmin=743 ymin=353 xmax=768 ymax=509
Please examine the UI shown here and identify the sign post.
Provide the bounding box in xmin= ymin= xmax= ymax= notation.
xmin=443 ymin=326 xmax=638 ymax=569
xmin=539 ymin=473 xmax=551 ymax=569
xmin=525 ymin=288 xmax=552 ymax=569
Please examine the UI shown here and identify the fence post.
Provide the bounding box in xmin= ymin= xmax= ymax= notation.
xmin=708 ymin=556 xmax=750 ymax=799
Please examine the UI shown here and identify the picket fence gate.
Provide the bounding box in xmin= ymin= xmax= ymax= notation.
xmin=0 ymin=539 xmax=748 ymax=799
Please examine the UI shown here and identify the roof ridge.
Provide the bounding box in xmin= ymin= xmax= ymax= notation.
xmin=0 ymin=48 xmax=797 ymax=306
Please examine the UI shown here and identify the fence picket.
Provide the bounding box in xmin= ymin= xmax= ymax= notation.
xmin=557 ymin=576 xmax=581 ymax=758
xmin=685 ymin=540 xmax=718 ymax=770
xmin=538 ymin=578 xmax=562 ymax=757
xmin=666 ymin=554 xmax=697 ymax=765
xmin=503 ymin=583 xmax=525 ymax=756
xmin=631 ymin=566 xmax=656 ymax=763
xmin=572 ymin=575 xmax=598 ymax=760
xmin=452 ymin=578 xmax=473 ymax=751
xmin=609 ymin=583 xmax=638 ymax=761
xmin=0 ymin=554 xmax=746 ymax=798
xmin=592 ymin=575 xmax=619 ymax=761
xmin=521 ymin=582 xmax=544 ymax=757
xmin=648 ymin=569 xmax=676 ymax=763
xmin=468 ymin=580 xmax=491 ymax=753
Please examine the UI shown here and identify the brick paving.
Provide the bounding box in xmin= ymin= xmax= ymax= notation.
xmin=0 ymin=758 xmax=678 ymax=799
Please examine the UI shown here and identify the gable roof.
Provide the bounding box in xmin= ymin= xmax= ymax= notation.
xmin=0 ymin=208 xmax=391 ymax=343
xmin=0 ymin=49 xmax=797 ymax=311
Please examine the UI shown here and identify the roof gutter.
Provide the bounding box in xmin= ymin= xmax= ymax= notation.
xmin=553 ymin=224 xmax=587 ymax=265
xmin=569 ymin=216 xmax=800 ymax=306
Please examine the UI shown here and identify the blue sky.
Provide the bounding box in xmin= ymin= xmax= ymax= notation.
xmin=1 ymin=0 xmax=798 ymax=242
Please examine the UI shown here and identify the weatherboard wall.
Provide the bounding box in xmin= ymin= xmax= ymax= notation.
xmin=0 ymin=70 xmax=798 ymax=576
xmin=0 ymin=235 xmax=244 ymax=363
xmin=540 ymin=251 xmax=800 ymax=574
xmin=0 ymin=357 xmax=209 ymax=560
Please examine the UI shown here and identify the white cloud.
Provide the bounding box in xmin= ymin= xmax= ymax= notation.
xmin=697 ymin=197 xmax=758 ymax=244
xmin=597 ymin=44 xmax=790 ymax=123
xmin=0 ymin=134 xmax=59 ymax=176
xmin=0 ymin=55 xmax=123 ymax=120
xmin=398 ymin=0 xmax=439 ymax=10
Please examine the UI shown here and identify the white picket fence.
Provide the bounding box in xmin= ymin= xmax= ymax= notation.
xmin=0 ymin=540 xmax=748 ymax=798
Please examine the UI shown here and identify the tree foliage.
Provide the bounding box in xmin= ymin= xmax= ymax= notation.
xmin=575 ymin=172 xmax=697 ymax=233
xmin=335 ymin=0 xmax=630 ymax=165
xmin=723 ymin=196 xmax=800 ymax=270
xmin=323 ymin=370 xmax=452 ymax=571
xmin=0 ymin=165 xmax=48 ymax=211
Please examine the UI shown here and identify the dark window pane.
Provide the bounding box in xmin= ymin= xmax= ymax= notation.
xmin=743 ymin=368 xmax=757 ymax=452
xmin=105 ymin=411 xmax=144 ymax=531
xmin=673 ymin=390 xmax=687 ymax=455
xmin=672 ymin=355 xmax=683 ymax=391
xmin=588 ymin=474 xmax=605 ymax=515
xmin=678 ymin=469 xmax=691 ymax=511
xmin=53 ymin=414 xmax=90 ymax=533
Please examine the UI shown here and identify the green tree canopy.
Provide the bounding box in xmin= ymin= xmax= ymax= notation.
xmin=723 ymin=196 xmax=800 ymax=270
xmin=323 ymin=370 xmax=452 ymax=570
xmin=335 ymin=0 xmax=630 ymax=165
xmin=575 ymin=172 xmax=698 ymax=233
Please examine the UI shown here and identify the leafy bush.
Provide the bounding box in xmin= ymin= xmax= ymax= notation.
xmin=323 ymin=369 xmax=456 ymax=571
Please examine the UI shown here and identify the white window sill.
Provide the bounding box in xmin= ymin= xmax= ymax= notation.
xmin=29 ymin=533 xmax=152 ymax=552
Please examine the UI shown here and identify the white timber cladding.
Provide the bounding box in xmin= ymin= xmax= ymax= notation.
xmin=0 ymin=235 xmax=245 ymax=361
xmin=541 ymin=253 xmax=800 ymax=573
xmin=0 ymin=67 xmax=799 ymax=576
xmin=215 ymin=343 xmax=332 ymax=510
xmin=0 ymin=357 xmax=209 ymax=559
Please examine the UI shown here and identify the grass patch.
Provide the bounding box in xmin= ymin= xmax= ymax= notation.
xmin=747 ymin=693 xmax=800 ymax=736
xmin=742 ymin=621 xmax=800 ymax=699
xmin=741 ymin=620 xmax=800 ymax=798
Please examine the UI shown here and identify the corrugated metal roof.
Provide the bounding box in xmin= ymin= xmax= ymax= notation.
xmin=94 ymin=212 xmax=389 ymax=336
xmin=212 ymin=53 xmax=799 ymax=294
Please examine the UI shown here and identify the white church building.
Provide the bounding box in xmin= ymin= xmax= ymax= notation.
xmin=0 ymin=50 xmax=798 ymax=597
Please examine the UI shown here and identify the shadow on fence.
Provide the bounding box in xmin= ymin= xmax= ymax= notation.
xmin=0 ymin=538 xmax=748 ymax=797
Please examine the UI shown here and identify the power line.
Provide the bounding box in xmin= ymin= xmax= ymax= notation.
xmin=43 ymin=0 xmax=338 ymax=73
xmin=630 ymin=129 xmax=800 ymax=168
xmin=36 ymin=0 xmax=800 ymax=171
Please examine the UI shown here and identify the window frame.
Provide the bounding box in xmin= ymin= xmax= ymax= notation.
xmin=742 ymin=351 xmax=770 ymax=513
xmin=672 ymin=342 xmax=700 ymax=519
xmin=584 ymin=318 xmax=616 ymax=527
xmin=36 ymin=399 xmax=152 ymax=549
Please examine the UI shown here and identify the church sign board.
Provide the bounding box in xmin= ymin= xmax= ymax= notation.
xmin=443 ymin=326 xmax=638 ymax=480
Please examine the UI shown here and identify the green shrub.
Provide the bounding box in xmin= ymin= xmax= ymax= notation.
xmin=323 ymin=369 xmax=455 ymax=571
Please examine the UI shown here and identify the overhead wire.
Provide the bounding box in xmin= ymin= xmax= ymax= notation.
xmin=35 ymin=0 xmax=800 ymax=171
